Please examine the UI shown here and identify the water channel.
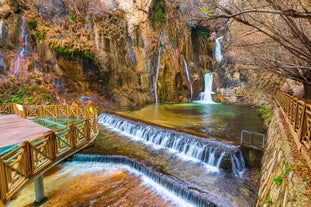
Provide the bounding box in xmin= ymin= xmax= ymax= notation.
xmin=9 ymin=102 xmax=263 ymax=207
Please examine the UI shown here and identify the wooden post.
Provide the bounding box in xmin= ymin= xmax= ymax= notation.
xmin=48 ymin=132 xmax=57 ymax=160
xmin=39 ymin=106 xmax=43 ymax=118
xmin=23 ymin=141 xmax=33 ymax=177
xmin=83 ymin=107 xmax=88 ymax=119
xmin=69 ymin=125 xmax=77 ymax=149
xmin=54 ymin=106 xmax=58 ymax=118
xmin=33 ymin=175 xmax=47 ymax=206
xmin=66 ymin=105 xmax=70 ymax=118
xmin=84 ymin=119 xmax=91 ymax=140
xmin=0 ymin=160 xmax=8 ymax=202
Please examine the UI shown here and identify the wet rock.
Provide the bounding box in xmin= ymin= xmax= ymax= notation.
xmin=36 ymin=0 xmax=68 ymax=24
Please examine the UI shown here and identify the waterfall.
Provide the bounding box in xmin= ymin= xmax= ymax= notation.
xmin=99 ymin=113 xmax=247 ymax=175
xmin=154 ymin=32 xmax=164 ymax=105
xmin=181 ymin=55 xmax=193 ymax=100
xmin=196 ymin=73 xmax=217 ymax=104
xmin=73 ymin=154 xmax=233 ymax=207
xmin=10 ymin=16 xmax=30 ymax=76
xmin=215 ymin=36 xmax=223 ymax=63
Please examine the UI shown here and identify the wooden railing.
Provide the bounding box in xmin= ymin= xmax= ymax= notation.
xmin=0 ymin=104 xmax=98 ymax=203
xmin=276 ymin=91 xmax=311 ymax=169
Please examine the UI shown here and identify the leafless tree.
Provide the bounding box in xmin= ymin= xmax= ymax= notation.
xmin=195 ymin=0 xmax=311 ymax=98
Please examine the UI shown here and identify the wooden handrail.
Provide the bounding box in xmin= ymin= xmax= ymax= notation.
xmin=276 ymin=91 xmax=311 ymax=170
xmin=0 ymin=104 xmax=99 ymax=203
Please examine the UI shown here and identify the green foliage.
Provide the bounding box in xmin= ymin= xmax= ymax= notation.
xmin=69 ymin=14 xmax=77 ymax=23
xmin=273 ymin=175 xmax=283 ymax=186
xmin=98 ymin=79 xmax=104 ymax=84
xmin=277 ymin=201 xmax=282 ymax=207
xmin=282 ymin=167 xmax=291 ymax=174
xmin=200 ymin=6 xmax=213 ymax=14
xmin=264 ymin=197 xmax=273 ymax=204
xmin=154 ymin=10 xmax=165 ymax=23
xmin=36 ymin=80 xmax=42 ymax=85
xmin=198 ymin=29 xmax=207 ymax=37
xmin=11 ymin=95 xmax=22 ymax=104
xmin=0 ymin=97 xmax=6 ymax=104
xmin=152 ymin=0 xmax=164 ymax=11
xmin=52 ymin=46 xmax=94 ymax=61
xmin=35 ymin=32 xmax=45 ymax=41
xmin=258 ymin=108 xmax=273 ymax=119
xmin=83 ymin=51 xmax=94 ymax=60
xmin=28 ymin=21 xmax=37 ymax=30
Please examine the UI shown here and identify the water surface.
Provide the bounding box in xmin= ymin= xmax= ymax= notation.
xmin=117 ymin=103 xmax=264 ymax=141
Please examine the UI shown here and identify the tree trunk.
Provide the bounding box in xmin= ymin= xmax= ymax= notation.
xmin=303 ymin=83 xmax=311 ymax=100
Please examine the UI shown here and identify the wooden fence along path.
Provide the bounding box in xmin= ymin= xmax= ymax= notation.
xmin=276 ymin=91 xmax=311 ymax=169
xmin=0 ymin=104 xmax=98 ymax=204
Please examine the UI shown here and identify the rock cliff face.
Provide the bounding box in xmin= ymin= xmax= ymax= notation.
xmin=0 ymin=0 xmax=220 ymax=107
xmin=0 ymin=0 xmax=298 ymax=107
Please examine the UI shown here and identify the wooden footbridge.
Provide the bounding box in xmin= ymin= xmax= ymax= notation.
xmin=0 ymin=104 xmax=98 ymax=205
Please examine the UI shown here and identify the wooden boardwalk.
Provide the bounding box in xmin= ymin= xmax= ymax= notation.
xmin=0 ymin=115 xmax=50 ymax=148
xmin=0 ymin=104 xmax=99 ymax=205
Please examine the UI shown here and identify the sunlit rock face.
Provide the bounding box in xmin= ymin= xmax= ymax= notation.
xmin=0 ymin=0 xmax=284 ymax=107
xmin=0 ymin=0 xmax=219 ymax=107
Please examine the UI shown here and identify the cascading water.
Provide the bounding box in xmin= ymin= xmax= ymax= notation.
xmin=73 ymin=154 xmax=228 ymax=207
xmin=196 ymin=73 xmax=217 ymax=104
xmin=181 ymin=54 xmax=193 ymax=100
xmin=98 ymin=113 xmax=247 ymax=175
xmin=10 ymin=16 xmax=30 ymax=76
xmin=215 ymin=36 xmax=223 ymax=63
xmin=154 ymin=32 xmax=164 ymax=105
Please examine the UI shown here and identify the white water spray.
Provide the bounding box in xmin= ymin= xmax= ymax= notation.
xmin=195 ymin=73 xmax=217 ymax=104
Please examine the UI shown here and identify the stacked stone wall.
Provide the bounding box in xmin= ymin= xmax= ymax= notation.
xmin=257 ymin=106 xmax=309 ymax=207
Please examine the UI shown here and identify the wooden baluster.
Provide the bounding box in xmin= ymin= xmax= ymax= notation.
xmin=297 ymin=104 xmax=306 ymax=150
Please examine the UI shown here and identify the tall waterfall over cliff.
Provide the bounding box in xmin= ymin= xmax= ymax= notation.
xmin=215 ymin=36 xmax=223 ymax=63
xmin=181 ymin=55 xmax=193 ymax=100
xmin=9 ymin=16 xmax=30 ymax=76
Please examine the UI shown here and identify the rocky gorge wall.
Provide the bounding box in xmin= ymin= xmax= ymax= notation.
xmin=257 ymin=106 xmax=310 ymax=207
xmin=0 ymin=0 xmax=301 ymax=108
xmin=0 ymin=0 xmax=221 ymax=107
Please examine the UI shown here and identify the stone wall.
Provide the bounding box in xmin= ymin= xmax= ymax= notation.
xmin=257 ymin=106 xmax=309 ymax=207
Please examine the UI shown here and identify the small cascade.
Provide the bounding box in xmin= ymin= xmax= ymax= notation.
xmin=10 ymin=16 xmax=30 ymax=76
xmin=154 ymin=32 xmax=164 ymax=105
xmin=215 ymin=36 xmax=223 ymax=63
xmin=196 ymin=73 xmax=217 ymax=104
xmin=73 ymin=154 xmax=232 ymax=207
xmin=181 ymin=55 xmax=193 ymax=100
xmin=99 ymin=113 xmax=247 ymax=175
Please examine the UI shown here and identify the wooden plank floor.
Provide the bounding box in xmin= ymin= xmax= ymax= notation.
xmin=0 ymin=114 xmax=50 ymax=147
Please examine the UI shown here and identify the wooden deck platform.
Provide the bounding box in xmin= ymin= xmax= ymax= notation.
xmin=0 ymin=114 xmax=50 ymax=148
